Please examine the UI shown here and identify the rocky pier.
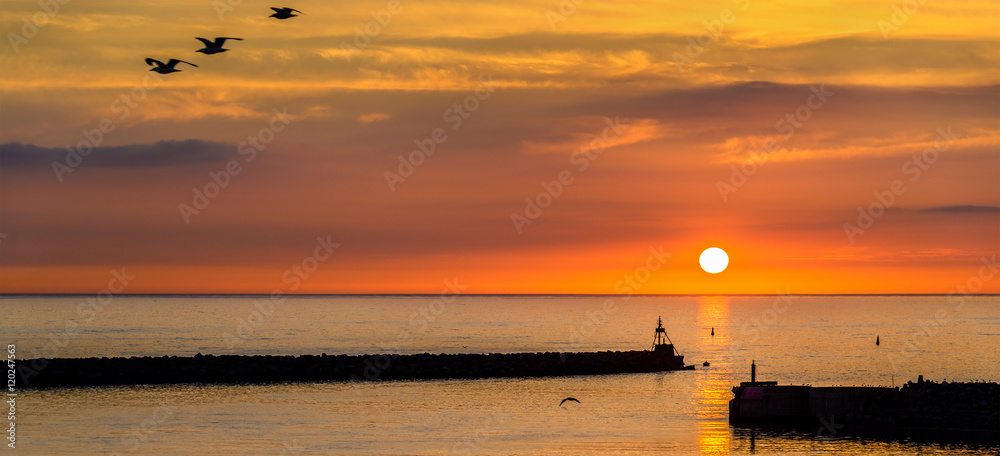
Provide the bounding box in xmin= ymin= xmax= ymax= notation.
xmin=842 ymin=378 xmax=999 ymax=430
xmin=16 ymin=349 xmax=694 ymax=389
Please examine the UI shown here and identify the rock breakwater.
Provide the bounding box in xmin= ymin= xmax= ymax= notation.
xmin=18 ymin=350 xmax=693 ymax=389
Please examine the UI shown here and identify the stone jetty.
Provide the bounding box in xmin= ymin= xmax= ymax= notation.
xmin=17 ymin=349 xmax=694 ymax=389
xmin=18 ymin=317 xmax=694 ymax=389
xmin=842 ymin=378 xmax=999 ymax=430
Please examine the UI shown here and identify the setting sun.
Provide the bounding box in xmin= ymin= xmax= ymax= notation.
xmin=699 ymin=248 xmax=729 ymax=274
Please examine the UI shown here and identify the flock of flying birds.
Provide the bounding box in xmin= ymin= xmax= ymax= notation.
xmin=144 ymin=7 xmax=303 ymax=74
xmin=144 ymin=7 xmax=591 ymax=413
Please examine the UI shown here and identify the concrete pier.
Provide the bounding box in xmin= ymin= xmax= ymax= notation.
xmin=729 ymin=373 xmax=999 ymax=436
xmin=729 ymin=384 xmax=896 ymax=423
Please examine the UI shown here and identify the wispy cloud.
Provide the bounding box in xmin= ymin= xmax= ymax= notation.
xmin=357 ymin=113 xmax=391 ymax=124
xmin=717 ymin=127 xmax=1000 ymax=163
xmin=519 ymin=118 xmax=665 ymax=155
xmin=0 ymin=140 xmax=234 ymax=168
xmin=922 ymin=205 xmax=1000 ymax=214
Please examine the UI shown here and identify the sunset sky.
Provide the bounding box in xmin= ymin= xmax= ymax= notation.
xmin=1 ymin=0 xmax=997 ymax=294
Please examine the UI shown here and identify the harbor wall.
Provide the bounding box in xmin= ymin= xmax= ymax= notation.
xmin=730 ymin=380 xmax=999 ymax=433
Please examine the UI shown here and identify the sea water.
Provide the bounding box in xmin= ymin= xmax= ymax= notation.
xmin=2 ymin=295 xmax=997 ymax=455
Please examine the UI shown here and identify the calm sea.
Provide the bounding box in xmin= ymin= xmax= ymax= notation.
xmin=2 ymin=295 xmax=998 ymax=455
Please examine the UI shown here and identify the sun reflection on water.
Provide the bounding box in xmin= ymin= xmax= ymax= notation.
xmin=695 ymin=296 xmax=734 ymax=454
xmin=697 ymin=420 xmax=731 ymax=455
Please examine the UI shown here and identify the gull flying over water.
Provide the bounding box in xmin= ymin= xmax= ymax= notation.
xmin=145 ymin=58 xmax=198 ymax=74
xmin=269 ymin=7 xmax=303 ymax=19
xmin=196 ymin=37 xmax=243 ymax=54
xmin=559 ymin=397 xmax=581 ymax=406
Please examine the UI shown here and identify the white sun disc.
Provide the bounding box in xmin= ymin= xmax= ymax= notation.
xmin=699 ymin=248 xmax=729 ymax=274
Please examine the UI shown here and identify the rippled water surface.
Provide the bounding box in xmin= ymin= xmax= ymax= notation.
xmin=3 ymin=295 xmax=998 ymax=454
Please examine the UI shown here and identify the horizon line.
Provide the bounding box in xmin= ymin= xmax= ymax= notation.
xmin=2 ymin=293 xmax=998 ymax=297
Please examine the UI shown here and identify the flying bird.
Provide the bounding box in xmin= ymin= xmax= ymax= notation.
xmin=559 ymin=397 xmax=580 ymax=406
xmin=196 ymin=37 xmax=243 ymax=54
xmin=269 ymin=7 xmax=303 ymax=19
xmin=145 ymin=58 xmax=198 ymax=74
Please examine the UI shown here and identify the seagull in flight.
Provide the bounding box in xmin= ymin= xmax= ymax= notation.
xmin=559 ymin=397 xmax=581 ymax=406
xmin=145 ymin=58 xmax=198 ymax=74
xmin=269 ymin=7 xmax=303 ymax=19
xmin=196 ymin=37 xmax=243 ymax=54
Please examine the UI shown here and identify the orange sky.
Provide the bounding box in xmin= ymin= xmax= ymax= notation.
xmin=1 ymin=0 xmax=998 ymax=293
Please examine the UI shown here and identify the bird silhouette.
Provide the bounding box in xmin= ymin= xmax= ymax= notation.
xmin=876 ymin=336 xmax=880 ymax=346
xmin=196 ymin=37 xmax=243 ymax=54
xmin=559 ymin=397 xmax=580 ymax=406
xmin=145 ymin=58 xmax=198 ymax=74
xmin=270 ymin=7 xmax=303 ymax=19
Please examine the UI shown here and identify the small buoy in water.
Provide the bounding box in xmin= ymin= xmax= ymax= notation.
xmin=703 ymin=361 xmax=710 ymax=367
xmin=876 ymin=336 xmax=880 ymax=346
xmin=711 ymin=327 xmax=714 ymax=336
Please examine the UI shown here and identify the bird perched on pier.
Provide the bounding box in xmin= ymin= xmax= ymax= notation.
xmin=195 ymin=37 xmax=243 ymax=54
xmin=559 ymin=397 xmax=580 ymax=406
xmin=145 ymin=58 xmax=198 ymax=74
xmin=269 ymin=7 xmax=303 ymax=19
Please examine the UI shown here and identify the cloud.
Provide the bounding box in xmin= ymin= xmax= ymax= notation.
xmin=357 ymin=113 xmax=391 ymax=124
xmin=519 ymin=117 xmax=665 ymax=155
xmin=922 ymin=205 xmax=1000 ymax=214
xmin=793 ymin=245 xmax=996 ymax=263
xmin=716 ymin=130 xmax=1000 ymax=163
xmin=0 ymin=140 xmax=235 ymax=168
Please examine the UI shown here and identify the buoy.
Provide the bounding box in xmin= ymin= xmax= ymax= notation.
xmin=876 ymin=336 xmax=880 ymax=346
xmin=711 ymin=327 xmax=715 ymax=336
